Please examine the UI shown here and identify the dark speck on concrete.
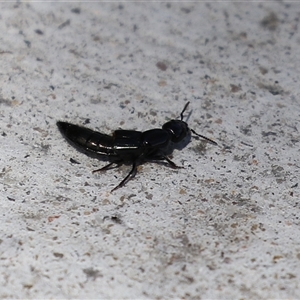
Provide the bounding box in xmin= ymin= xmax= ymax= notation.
xmin=260 ymin=12 xmax=279 ymax=30
xmin=156 ymin=61 xmax=167 ymax=71
xmin=35 ymin=29 xmax=44 ymax=35
xmin=71 ymin=8 xmax=81 ymax=14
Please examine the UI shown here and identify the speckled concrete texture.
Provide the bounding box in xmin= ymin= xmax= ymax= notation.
xmin=0 ymin=2 xmax=299 ymax=299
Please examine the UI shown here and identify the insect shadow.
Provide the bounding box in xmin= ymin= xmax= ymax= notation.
xmin=57 ymin=102 xmax=217 ymax=192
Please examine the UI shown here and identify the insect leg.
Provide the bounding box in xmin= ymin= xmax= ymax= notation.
xmin=92 ymin=160 xmax=123 ymax=173
xmin=111 ymin=161 xmax=138 ymax=192
xmin=147 ymin=155 xmax=183 ymax=169
xmin=163 ymin=156 xmax=183 ymax=169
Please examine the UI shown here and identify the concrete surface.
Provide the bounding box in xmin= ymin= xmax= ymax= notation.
xmin=0 ymin=1 xmax=299 ymax=299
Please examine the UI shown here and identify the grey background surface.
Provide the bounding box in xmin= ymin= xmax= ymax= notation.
xmin=0 ymin=1 xmax=299 ymax=299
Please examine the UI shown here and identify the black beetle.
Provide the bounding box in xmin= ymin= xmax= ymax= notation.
xmin=57 ymin=102 xmax=217 ymax=191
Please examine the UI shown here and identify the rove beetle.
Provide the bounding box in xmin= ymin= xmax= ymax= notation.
xmin=57 ymin=102 xmax=217 ymax=192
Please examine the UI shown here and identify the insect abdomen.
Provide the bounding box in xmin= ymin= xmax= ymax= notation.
xmin=57 ymin=122 xmax=116 ymax=156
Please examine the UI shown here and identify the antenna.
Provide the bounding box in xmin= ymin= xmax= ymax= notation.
xmin=180 ymin=102 xmax=218 ymax=146
xmin=191 ymin=129 xmax=218 ymax=145
xmin=180 ymin=102 xmax=190 ymax=121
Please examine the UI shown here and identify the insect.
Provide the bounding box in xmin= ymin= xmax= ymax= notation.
xmin=57 ymin=102 xmax=217 ymax=192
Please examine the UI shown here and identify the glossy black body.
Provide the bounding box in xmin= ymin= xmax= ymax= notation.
xmin=57 ymin=102 xmax=217 ymax=191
